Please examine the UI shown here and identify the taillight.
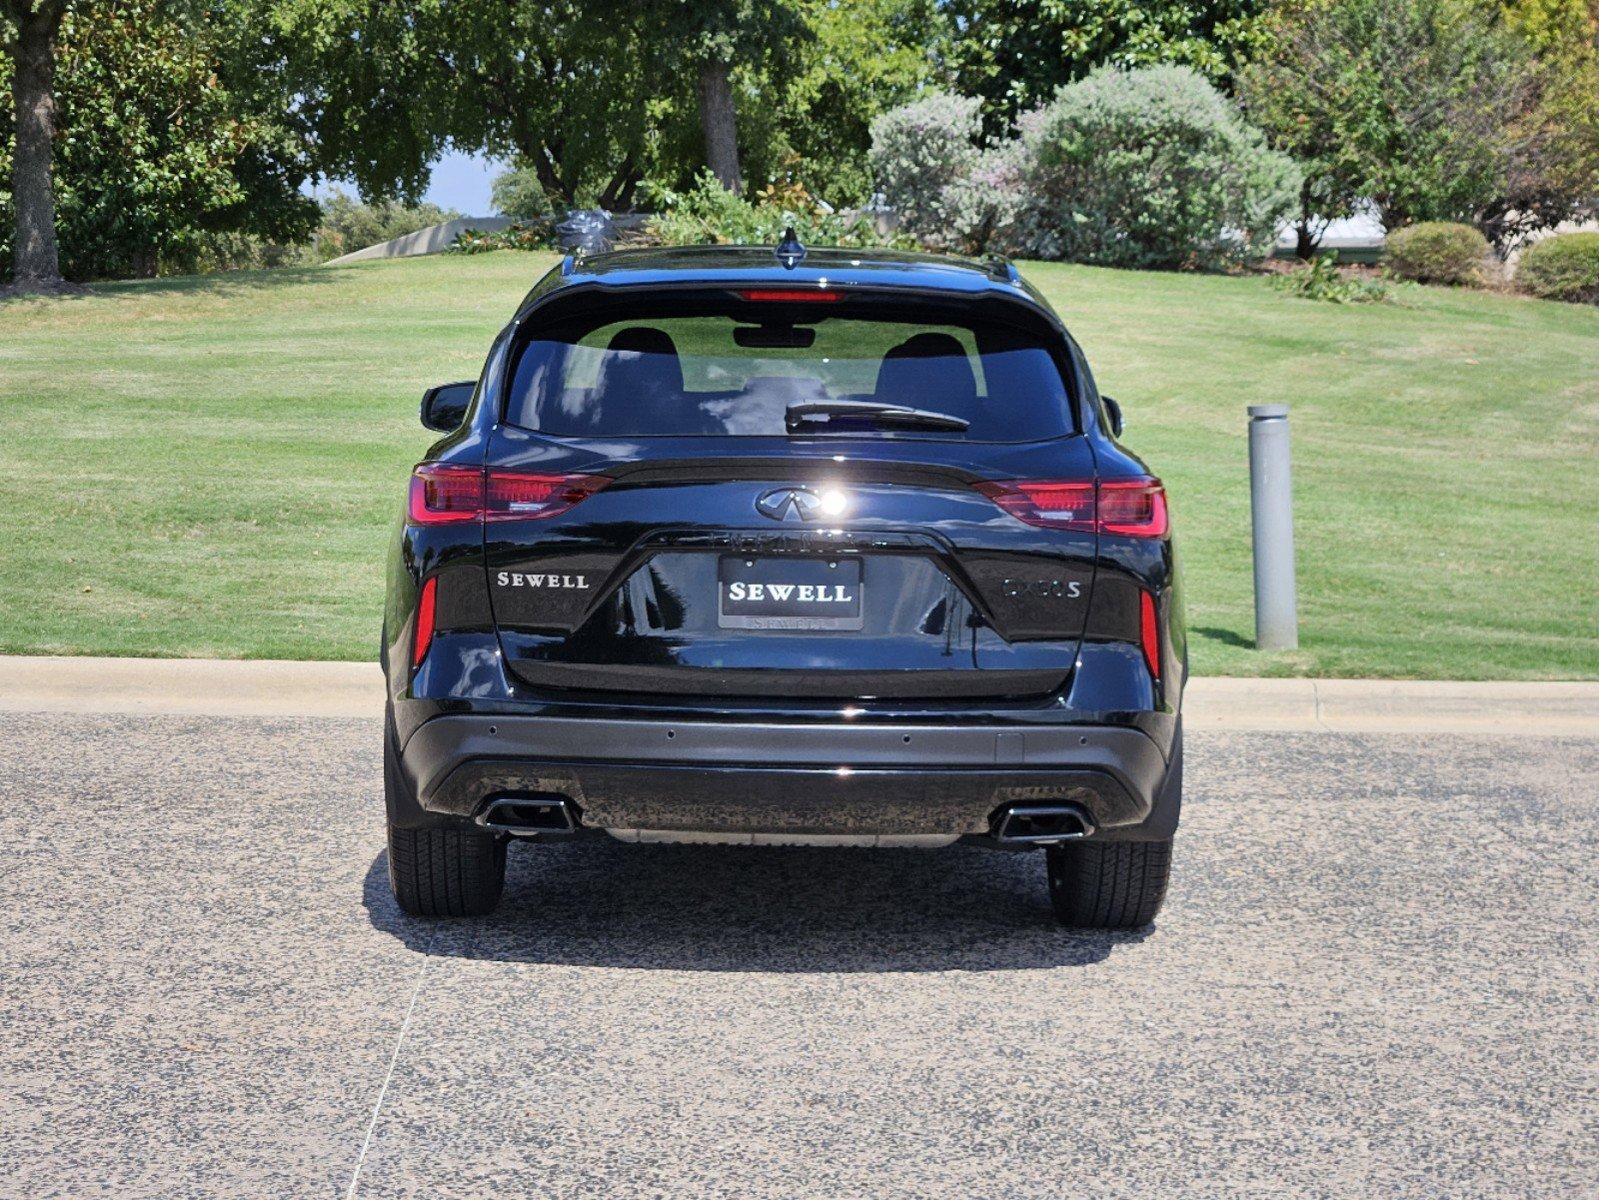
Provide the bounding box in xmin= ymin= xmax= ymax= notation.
xmin=408 ymin=466 xmax=482 ymax=524
xmin=975 ymin=480 xmax=1096 ymax=532
xmin=408 ymin=465 xmax=611 ymax=525
xmin=976 ymin=477 xmax=1168 ymax=538
xmin=1139 ymin=589 xmax=1161 ymax=680
xmin=483 ymin=471 xmax=610 ymax=518
xmin=1098 ymin=480 xmax=1169 ymax=537
xmin=413 ymin=575 xmax=437 ymax=668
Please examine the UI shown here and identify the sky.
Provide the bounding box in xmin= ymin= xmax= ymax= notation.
xmin=418 ymin=150 xmax=508 ymax=215
xmin=306 ymin=149 xmax=508 ymax=216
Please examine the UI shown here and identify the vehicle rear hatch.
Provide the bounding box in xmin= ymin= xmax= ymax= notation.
xmin=478 ymin=287 xmax=1099 ymax=703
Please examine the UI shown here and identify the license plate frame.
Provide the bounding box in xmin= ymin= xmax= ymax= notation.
xmin=718 ymin=556 xmax=864 ymax=631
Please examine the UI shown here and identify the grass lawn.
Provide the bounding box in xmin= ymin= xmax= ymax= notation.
xmin=1 ymin=251 xmax=1595 ymax=678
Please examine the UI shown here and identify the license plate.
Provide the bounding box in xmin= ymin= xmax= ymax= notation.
xmin=718 ymin=556 xmax=863 ymax=630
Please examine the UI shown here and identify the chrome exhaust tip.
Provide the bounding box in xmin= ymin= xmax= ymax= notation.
xmin=476 ymin=794 xmax=579 ymax=837
xmin=990 ymin=802 xmax=1095 ymax=845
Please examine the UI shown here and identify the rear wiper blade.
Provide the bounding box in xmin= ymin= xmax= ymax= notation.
xmin=785 ymin=400 xmax=970 ymax=432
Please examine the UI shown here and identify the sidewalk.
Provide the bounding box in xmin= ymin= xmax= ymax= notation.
xmin=0 ymin=655 xmax=1595 ymax=735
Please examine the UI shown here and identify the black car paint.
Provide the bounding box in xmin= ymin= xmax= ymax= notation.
xmin=382 ymin=247 xmax=1184 ymax=843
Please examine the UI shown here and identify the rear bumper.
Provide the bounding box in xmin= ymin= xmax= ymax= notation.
xmin=397 ymin=714 xmax=1176 ymax=843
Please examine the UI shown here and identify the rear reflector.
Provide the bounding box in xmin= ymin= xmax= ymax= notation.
xmin=975 ymin=477 xmax=1168 ymax=537
xmin=409 ymin=465 xmax=611 ymax=525
xmin=413 ymin=575 xmax=437 ymax=668
xmin=1140 ymin=589 xmax=1161 ymax=680
xmin=736 ymin=288 xmax=843 ymax=303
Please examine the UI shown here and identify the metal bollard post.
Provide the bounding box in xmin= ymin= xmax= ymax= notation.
xmin=1248 ymin=404 xmax=1299 ymax=651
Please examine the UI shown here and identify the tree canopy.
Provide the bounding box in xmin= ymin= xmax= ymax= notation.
xmin=948 ymin=0 xmax=1266 ymax=136
xmin=1239 ymin=0 xmax=1599 ymax=251
xmin=2 ymin=0 xmax=316 ymax=280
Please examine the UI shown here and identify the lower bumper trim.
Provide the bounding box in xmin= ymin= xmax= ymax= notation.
xmin=604 ymin=829 xmax=960 ymax=848
xmin=401 ymin=713 xmax=1169 ymax=840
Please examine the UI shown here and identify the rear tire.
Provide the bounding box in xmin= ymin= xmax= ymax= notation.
xmin=384 ymin=704 xmax=506 ymax=917
xmin=387 ymin=823 xmax=507 ymax=917
xmin=1046 ymin=839 xmax=1172 ymax=929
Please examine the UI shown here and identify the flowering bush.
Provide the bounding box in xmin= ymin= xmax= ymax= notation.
xmin=1011 ymin=66 xmax=1300 ymax=270
xmin=449 ymin=220 xmax=557 ymax=254
xmin=868 ymin=93 xmax=1019 ymax=254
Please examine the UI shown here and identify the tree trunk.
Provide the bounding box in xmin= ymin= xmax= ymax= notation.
xmin=696 ymin=57 xmax=741 ymax=193
xmin=8 ymin=2 xmax=67 ymax=288
xmin=530 ymin=145 xmax=574 ymax=207
xmin=1294 ymin=181 xmax=1319 ymax=260
xmin=597 ymin=155 xmax=640 ymax=212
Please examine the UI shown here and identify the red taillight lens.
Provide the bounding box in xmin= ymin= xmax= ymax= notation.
xmin=409 ymin=465 xmax=482 ymax=524
xmin=976 ymin=477 xmax=1168 ymax=538
xmin=736 ymin=288 xmax=843 ymax=302
xmin=974 ymin=481 xmax=1096 ymax=532
xmin=1098 ymin=479 xmax=1169 ymax=537
xmin=413 ymin=575 xmax=437 ymax=668
xmin=1140 ymin=589 xmax=1161 ymax=680
xmin=408 ymin=465 xmax=610 ymax=525
xmin=484 ymin=471 xmax=610 ymax=519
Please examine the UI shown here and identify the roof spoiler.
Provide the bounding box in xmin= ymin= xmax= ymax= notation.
xmin=985 ymin=254 xmax=1020 ymax=284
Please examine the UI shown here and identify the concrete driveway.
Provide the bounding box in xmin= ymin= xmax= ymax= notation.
xmin=1 ymin=670 xmax=1596 ymax=1198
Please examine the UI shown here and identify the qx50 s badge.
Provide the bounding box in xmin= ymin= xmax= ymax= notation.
xmin=1002 ymin=577 xmax=1083 ymax=600
xmin=496 ymin=571 xmax=590 ymax=590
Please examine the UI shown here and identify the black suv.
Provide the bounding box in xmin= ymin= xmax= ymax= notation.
xmin=382 ymin=242 xmax=1184 ymax=928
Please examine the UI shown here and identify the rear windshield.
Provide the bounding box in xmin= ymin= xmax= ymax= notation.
xmin=503 ymin=304 xmax=1074 ymax=441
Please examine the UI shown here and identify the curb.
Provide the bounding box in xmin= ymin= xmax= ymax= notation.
xmin=0 ymin=656 xmax=1595 ymax=736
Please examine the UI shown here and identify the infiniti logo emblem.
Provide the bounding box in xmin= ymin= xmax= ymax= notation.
xmin=755 ymin=487 xmax=826 ymax=522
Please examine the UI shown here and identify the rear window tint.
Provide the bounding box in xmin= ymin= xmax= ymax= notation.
xmin=504 ymin=307 xmax=1073 ymax=441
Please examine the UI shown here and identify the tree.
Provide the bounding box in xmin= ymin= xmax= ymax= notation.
xmin=273 ymin=0 xmax=667 ymax=209
xmin=947 ymin=0 xmax=1266 ymax=138
xmin=676 ymin=1 xmax=808 ymax=194
xmin=697 ymin=52 xmax=743 ymax=193
xmin=2 ymin=0 xmax=66 ymax=289
xmin=3 ymin=0 xmax=318 ymax=281
xmin=774 ymin=0 xmax=951 ymax=203
xmin=1236 ymin=2 xmax=1373 ymax=257
xmin=1497 ymin=0 xmax=1599 ymax=243
xmin=1239 ymin=0 xmax=1592 ymax=251
xmin=274 ymin=0 xmax=806 ymax=211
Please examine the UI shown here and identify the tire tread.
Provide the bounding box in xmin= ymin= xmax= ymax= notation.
xmin=388 ymin=824 xmax=505 ymax=917
xmin=1047 ymin=839 xmax=1172 ymax=929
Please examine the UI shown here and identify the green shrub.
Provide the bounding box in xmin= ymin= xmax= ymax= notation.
xmin=490 ymin=165 xmax=555 ymax=222
xmin=1516 ymin=232 xmax=1599 ymax=303
xmin=1385 ymin=222 xmax=1488 ymax=285
xmin=1272 ymin=253 xmax=1394 ymax=304
xmin=449 ymin=221 xmax=557 ymax=254
xmin=1011 ymin=65 xmax=1300 ymax=270
xmin=645 ymin=171 xmax=909 ymax=249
